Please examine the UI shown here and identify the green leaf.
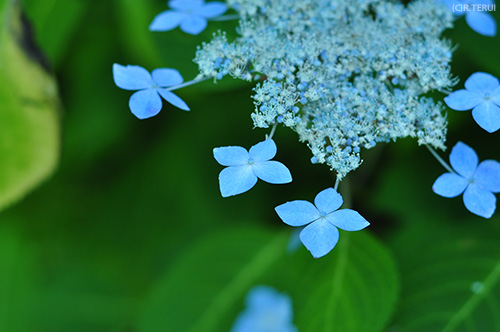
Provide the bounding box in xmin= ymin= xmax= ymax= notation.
xmin=22 ymin=0 xmax=87 ymax=67
xmin=137 ymin=228 xmax=399 ymax=332
xmin=388 ymin=220 xmax=500 ymax=332
xmin=0 ymin=225 xmax=38 ymax=332
xmin=289 ymin=231 xmax=399 ymax=332
xmin=0 ymin=0 xmax=60 ymax=211
xmin=369 ymin=142 xmax=500 ymax=331
xmin=138 ymin=228 xmax=289 ymax=332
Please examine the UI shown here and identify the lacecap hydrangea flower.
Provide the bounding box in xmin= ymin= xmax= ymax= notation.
xmin=231 ymin=286 xmax=298 ymax=332
xmin=149 ymin=0 xmax=228 ymax=35
xmin=444 ymin=72 xmax=500 ymax=133
xmin=442 ymin=0 xmax=497 ymax=37
xmin=195 ymin=0 xmax=454 ymax=180
xmin=275 ymin=188 xmax=370 ymax=258
xmin=433 ymin=142 xmax=500 ymax=218
xmin=113 ymin=64 xmax=189 ymax=119
xmin=113 ymin=0 xmax=500 ymax=258
xmin=213 ymin=139 xmax=292 ymax=197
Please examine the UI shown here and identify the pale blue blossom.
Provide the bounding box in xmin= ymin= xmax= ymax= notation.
xmin=275 ymin=188 xmax=370 ymax=258
xmin=113 ymin=63 xmax=189 ymax=119
xmin=433 ymin=142 xmax=500 ymax=218
xmin=149 ymin=0 xmax=228 ymax=35
xmin=231 ymin=286 xmax=298 ymax=332
xmin=444 ymin=72 xmax=500 ymax=133
xmin=442 ymin=0 xmax=497 ymax=37
xmin=213 ymin=139 xmax=292 ymax=197
xmin=196 ymin=0 xmax=454 ymax=179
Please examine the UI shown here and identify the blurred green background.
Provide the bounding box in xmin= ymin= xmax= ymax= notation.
xmin=1 ymin=0 xmax=500 ymax=331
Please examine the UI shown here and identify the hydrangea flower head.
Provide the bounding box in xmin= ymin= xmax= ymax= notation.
xmin=231 ymin=286 xmax=298 ymax=332
xmin=275 ymin=188 xmax=370 ymax=258
xmin=113 ymin=64 xmax=189 ymax=119
xmin=442 ymin=0 xmax=497 ymax=36
xmin=444 ymin=72 xmax=500 ymax=133
xmin=196 ymin=0 xmax=454 ymax=179
xmin=213 ymin=139 xmax=292 ymax=197
xmin=149 ymin=0 xmax=228 ymax=35
xmin=433 ymin=141 xmax=500 ymax=218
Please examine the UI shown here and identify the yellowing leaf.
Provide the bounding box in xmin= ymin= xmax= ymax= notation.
xmin=0 ymin=0 xmax=60 ymax=211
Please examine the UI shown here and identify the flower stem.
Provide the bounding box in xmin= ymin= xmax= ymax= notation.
xmin=267 ymin=123 xmax=278 ymax=140
xmin=211 ymin=14 xmax=239 ymax=21
xmin=334 ymin=176 xmax=340 ymax=191
xmin=166 ymin=76 xmax=211 ymax=92
xmin=426 ymin=145 xmax=455 ymax=174
xmin=339 ymin=176 xmax=352 ymax=208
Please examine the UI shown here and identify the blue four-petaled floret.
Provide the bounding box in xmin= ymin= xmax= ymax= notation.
xmin=213 ymin=139 xmax=292 ymax=197
xmin=444 ymin=72 xmax=500 ymax=133
xmin=113 ymin=63 xmax=190 ymax=119
xmin=275 ymin=188 xmax=370 ymax=258
xmin=433 ymin=141 xmax=500 ymax=218
xmin=149 ymin=0 xmax=228 ymax=35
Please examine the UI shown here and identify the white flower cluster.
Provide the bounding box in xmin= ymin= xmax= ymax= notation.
xmin=195 ymin=0 xmax=455 ymax=179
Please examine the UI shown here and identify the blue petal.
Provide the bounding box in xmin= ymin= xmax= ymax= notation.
xmin=463 ymin=183 xmax=496 ymax=218
xmin=169 ymin=0 xmax=203 ymax=11
xmin=314 ymin=188 xmax=343 ymax=214
xmin=441 ymin=0 xmax=461 ymax=12
xmin=113 ymin=64 xmax=152 ymax=90
xmin=465 ymin=72 xmax=500 ymax=94
xmin=444 ymin=90 xmax=482 ymax=110
xmin=149 ymin=11 xmax=186 ymax=31
xmin=246 ymin=286 xmax=292 ymax=317
xmin=229 ymin=311 xmax=253 ymax=332
xmin=180 ymin=15 xmax=207 ymax=35
xmin=157 ymin=89 xmax=190 ymax=111
xmin=252 ymin=161 xmax=292 ymax=184
xmin=129 ymin=89 xmax=162 ymax=119
xmin=475 ymin=0 xmax=494 ymax=5
xmin=326 ymin=209 xmax=370 ymax=231
xmin=466 ymin=11 xmax=496 ymax=37
xmin=218 ymin=165 xmax=257 ymax=197
xmin=152 ymin=68 xmax=183 ymax=87
xmin=432 ymin=173 xmax=468 ymax=197
xmin=232 ymin=286 xmax=296 ymax=332
xmin=275 ymin=200 xmax=320 ymax=226
xmin=213 ymin=146 xmax=249 ymax=166
xmin=197 ymin=2 xmax=228 ymax=18
xmin=472 ymin=101 xmax=500 ymax=133
xmin=475 ymin=160 xmax=500 ymax=193
xmin=287 ymin=228 xmax=302 ymax=254
xmin=491 ymin=86 xmax=500 ymax=107
xmin=449 ymin=141 xmax=478 ymax=178
xmin=299 ymin=219 xmax=339 ymax=258
xmin=249 ymin=139 xmax=277 ymax=162
xmin=246 ymin=286 xmax=277 ymax=308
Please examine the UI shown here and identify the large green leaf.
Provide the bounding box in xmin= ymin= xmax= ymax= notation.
xmin=387 ymin=219 xmax=500 ymax=332
xmin=138 ymin=228 xmax=399 ymax=332
xmin=22 ymin=0 xmax=87 ymax=67
xmin=290 ymin=231 xmax=399 ymax=332
xmin=369 ymin=142 xmax=500 ymax=331
xmin=0 ymin=224 xmax=38 ymax=332
xmin=0 ymin=0 xmax=60 ymax=211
